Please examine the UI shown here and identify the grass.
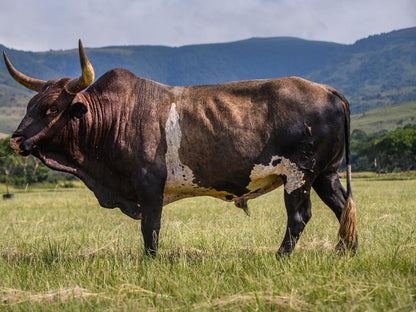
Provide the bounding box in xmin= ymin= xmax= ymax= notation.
xmin=0 ymin=177 xmax=415 ymax=311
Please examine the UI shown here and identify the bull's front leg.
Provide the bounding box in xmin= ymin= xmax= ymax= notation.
xmin=141 ymin=203 xmax=162 ymax=257
xmin=137 ymin=170 xmax=165 ymax=258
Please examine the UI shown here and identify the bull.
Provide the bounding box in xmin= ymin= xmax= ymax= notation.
xmin=4 ymin=40 xmax=357 ymax=257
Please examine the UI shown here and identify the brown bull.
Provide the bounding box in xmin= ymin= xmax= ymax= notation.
xmin=4 ymin=40 xmax=357 ymax=256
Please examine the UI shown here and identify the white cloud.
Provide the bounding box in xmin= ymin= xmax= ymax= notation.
xmin=0 ymin=0 xmax=414 ymax=51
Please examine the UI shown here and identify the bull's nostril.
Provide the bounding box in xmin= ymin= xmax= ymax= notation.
xmin=13 ymin=136 xmax=23 ymax=143
xmin=10 ymin=136 xmax=25 ymax=154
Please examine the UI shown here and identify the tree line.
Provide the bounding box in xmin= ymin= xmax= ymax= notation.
xmin=1 ymin=124 xmax=416 ymax=188
xmin=351 ymin=124 xmax=416 ymax=173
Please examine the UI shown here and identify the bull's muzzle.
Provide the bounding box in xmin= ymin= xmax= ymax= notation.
xmin=10 ymin=136 xmax=28 ymax=155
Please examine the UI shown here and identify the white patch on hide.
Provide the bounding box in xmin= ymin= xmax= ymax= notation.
xmin=164 ymin=103 xmax=197 ymax=190
xmin=247 ymin=155 xmax=305 ymax=194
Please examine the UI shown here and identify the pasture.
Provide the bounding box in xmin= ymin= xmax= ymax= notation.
xmin=0 ymin=177 xmax=415 ymax=311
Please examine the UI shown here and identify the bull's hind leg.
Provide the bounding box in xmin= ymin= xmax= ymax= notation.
xmin=312 ymin=172 xmax=358 ymax=252
xmin=312 ymin=173 xmax=346 ymax=220
xmin=277 ymin=184 xmax=312 ymax=256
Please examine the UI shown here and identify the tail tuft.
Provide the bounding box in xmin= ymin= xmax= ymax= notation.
xmin=335 ymin=196 xmax=357 ymax=252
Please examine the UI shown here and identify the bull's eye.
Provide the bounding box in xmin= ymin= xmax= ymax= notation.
xmin=45 ymin=106 xmax=59 ymax=116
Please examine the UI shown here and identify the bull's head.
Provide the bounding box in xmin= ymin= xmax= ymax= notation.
xmin=4 ymin=40 xmax=94 ymax=159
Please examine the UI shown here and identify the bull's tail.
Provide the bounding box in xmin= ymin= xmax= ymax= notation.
xmin=332 ymin=90 xmax=357 ymax=252
xmin=336 ymin=195 xmax=357 ymax=252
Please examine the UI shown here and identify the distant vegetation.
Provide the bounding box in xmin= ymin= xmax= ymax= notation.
xmin=351 ymin=124 xmax=416 ymax=173
xmin=351 ymin=101 xmax=416 ymax=133
xmin=0 ymin=87 xmax=30 ymax=137
xmin=349 ymin=101 xmax=416 ymax=173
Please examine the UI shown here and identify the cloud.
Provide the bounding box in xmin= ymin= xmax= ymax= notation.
xmin=0 ymin=0 xmax=414 ymax=51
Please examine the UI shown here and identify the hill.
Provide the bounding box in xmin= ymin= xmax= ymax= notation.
xmin=0 ymin=27 xmax=415 ymax=136
xmin=351 ymin=100 xmax=416 ymax=133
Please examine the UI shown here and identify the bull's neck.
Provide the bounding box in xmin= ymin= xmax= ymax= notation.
xmin=68 ymin=78 xmax=168 ymax=168
xmin=72 ymin=91 xmax=128 ymax=161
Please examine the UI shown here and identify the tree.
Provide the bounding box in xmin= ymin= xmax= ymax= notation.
xmin=374 ymin=125 xmax=416 ymax=172
xmin=350 ymin=125 xmax=416 ymax=173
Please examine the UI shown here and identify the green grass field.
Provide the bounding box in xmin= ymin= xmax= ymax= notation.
xmin=0 ymin=177 xmax=415 ymax=311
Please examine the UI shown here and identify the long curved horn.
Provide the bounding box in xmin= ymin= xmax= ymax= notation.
xmin=65 ymin=40 xmax=95 ymax=94
xmin=3 ymin=51 xmax=46 ymax=92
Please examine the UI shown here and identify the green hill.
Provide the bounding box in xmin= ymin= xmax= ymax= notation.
xmin=1 ymin=27 xmax=415 ymax=136
xmin=351 ymin=101 xmax=416 ymax=133
xmin=0 ymin=85 xmax=31 ymax=137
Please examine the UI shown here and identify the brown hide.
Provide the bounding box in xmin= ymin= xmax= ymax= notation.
xmin=164 ymin=78 xmax=343 ymax=200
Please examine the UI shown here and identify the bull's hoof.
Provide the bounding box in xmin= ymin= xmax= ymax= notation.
xmin=144 ymin=248 xmax=157 ymax=259
xmin=3 ymin=193 xmax=14 ymax=200
xmin=276 ymin=248 xmax=292 ymax=259
xmin=234 ymin=197 xmax=250 ymax=216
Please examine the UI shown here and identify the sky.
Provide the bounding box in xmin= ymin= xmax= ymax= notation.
xmin=0 ymin=0 xmax=415 ymax=52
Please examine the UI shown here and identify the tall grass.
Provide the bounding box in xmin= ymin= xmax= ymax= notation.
xmin=0 ymin=178 xmax=415 ymax=311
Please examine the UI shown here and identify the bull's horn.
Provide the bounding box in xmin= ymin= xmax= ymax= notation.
xmin=65 ymin=40 xmax=95 ymax=94
xmin=3 ymin=51 xmax=46 ymax=92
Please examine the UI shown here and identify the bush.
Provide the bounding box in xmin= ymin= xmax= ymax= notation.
xmin=352 ymin=124 xmax=416 ymax=172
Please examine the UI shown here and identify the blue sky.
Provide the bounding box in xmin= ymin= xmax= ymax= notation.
xmin=0 ymin=0 xmax=415 ymax=51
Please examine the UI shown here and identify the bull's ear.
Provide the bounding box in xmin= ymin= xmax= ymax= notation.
xmin=70 ymin=102 xmax=88 ymax=119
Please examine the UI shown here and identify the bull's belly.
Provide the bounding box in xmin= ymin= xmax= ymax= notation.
xmin=163 ymin=174 xmax=284 ymax=206
xmin=162 ymin=153 xmax=306 ymax=206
